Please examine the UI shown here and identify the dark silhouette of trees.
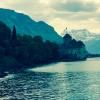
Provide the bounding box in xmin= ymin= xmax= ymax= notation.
xmin=63 ymin=34 xmax=72 ymax=47
xmin=63 ymin=34 xmax=72 ymax=41
xmin=0 ymin=21 xmax=87 ymax=75
xmin=11 ymin=25 xmax=17 ymax=47
xmin=12 ymin=26 xmax=17 ymax=41
xmin=45 ymin=40 xmax=59 ymax=60
xmin=77 ymin=40 xmax=85 ymax=48
xmin=63 ymin=34 xmax=85 ymax=49
xmin=0 ymin=21 xmax=11 ymax=47
xmin=61 ymin=33 xmax=88 ymax=60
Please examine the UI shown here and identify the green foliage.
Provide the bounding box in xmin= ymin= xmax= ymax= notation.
xmin=0 ymin=21 xmax=60 ymax=72
xmin=0 ymin=56 xmax=21 ymax=72
xmin=77 ymin=40 xmax=85 ymax=47
xmin=0 ymin=46 xmax=5 ymax=56
xmin=0 ymin=21 xmax=11 ymax=46
xmin=12 ymin=26 xmax=17 ymax=41
xmin=0 ymin=21 xmax=87 ymax=73
xmin=45 ymin=40 xmax=59 ymax=60
xmin=63 ymin=34 xmax=72 ymax=41
xmin=11 ymin=26 xmax=18 ymax=47
xmin=63 ymin=34 xmax=85 ymax=48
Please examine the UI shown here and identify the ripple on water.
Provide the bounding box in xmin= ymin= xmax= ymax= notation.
xmin=0 ymin=58 xmax=100 ymax=100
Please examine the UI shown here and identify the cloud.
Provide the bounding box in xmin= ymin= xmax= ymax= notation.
xmin=51 ymin=0 xmax=98 ymax=12
xmin=0 ymin=0 xmax=100 ymax=33
xmin=0 ymin=0 xmax=51 ymax=21
xmin=4 ymin=0 xmax=46 ymax=12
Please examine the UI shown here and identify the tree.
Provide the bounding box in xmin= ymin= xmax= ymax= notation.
xmin=28 ymin=36 xmax=45 ymax=64
xmin=33 ymin=36 xmax=43 ymax=43
xmin=45 ymin=40 xmax=59 ymax=60
xmin=12 ymin=26 xmax=17 ymax=41
xmin=11 ymin=25 xmax=17 ymax=47
xmin=63 ymin=34 xmax=72 ymax=47
xmin=69 ymin=39 xmax=77 ymax=48
xmin=0 ymin=21 xmax=11 ymax=46
xmin=63 ymin=34 xmax=72 ymax=41
xmin=77 ymin=41 xmax=85 ymax=48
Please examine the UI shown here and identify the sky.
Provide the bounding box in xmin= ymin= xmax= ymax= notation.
xmin=0 ymin=0 xmax=100 ymax=34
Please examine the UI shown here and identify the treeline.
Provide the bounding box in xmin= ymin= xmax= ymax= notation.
xmin=0 ymin=21 xmax=59 ymax=73
xmin=0 ymin=21 xmax=87 ymax=74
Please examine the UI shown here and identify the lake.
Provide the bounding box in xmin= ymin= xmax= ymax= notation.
xmin=0 ymin=58 xmax=100 ymax=100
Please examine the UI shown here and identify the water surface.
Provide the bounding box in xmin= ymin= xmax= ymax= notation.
xmin=30 ymin=58 xmax=100 ymax=72
xmin=0 ymin=58 xmax=100 ymax=100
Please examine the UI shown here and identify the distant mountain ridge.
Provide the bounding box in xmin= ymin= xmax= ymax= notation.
xmin=0 ymin=8 xmax=62 ymax=43
xmin=68 ymin=29 xmax=100 ymax=41
xmin=66 ymin=29 xmax=100 ymax=54
xmin=0 ymin=8 xmax=99 ymax=54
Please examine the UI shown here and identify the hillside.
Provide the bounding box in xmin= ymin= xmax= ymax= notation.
xmin=0 ymin=8 xmax=62 ymax=43
xmin=0 ymin=21 xmax=88 ymax=76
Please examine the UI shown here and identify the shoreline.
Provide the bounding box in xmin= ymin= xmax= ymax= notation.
xmin=88 ymin=54 xmax=100 ymax=58
xmin=0 ymin=56 xmax=99 ymax=78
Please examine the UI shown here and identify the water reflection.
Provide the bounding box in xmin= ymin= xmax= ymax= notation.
xmin=0 ymin=72 xmax=100 ymax=100
xmin=30 ymin=58 xmax=100 ymax=72
xmin=0 ymin=58 xmax=100 ymax=100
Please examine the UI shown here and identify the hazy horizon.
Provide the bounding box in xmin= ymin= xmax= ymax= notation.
xmin=0 ymin=0 xmax=100 ymax=34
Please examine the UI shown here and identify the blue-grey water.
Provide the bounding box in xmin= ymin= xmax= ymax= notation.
xmin=0 ymin=58 xmax=100 ymax=100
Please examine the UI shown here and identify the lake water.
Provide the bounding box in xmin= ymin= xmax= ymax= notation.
xmin=0 ymin=58 xmax=100 ymax=100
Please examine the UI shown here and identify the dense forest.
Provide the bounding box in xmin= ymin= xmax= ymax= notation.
xmin=0 ymin=21 xmax=88 ymax=75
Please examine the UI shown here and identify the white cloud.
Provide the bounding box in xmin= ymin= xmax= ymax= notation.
xmin=0 ymin=0 xmax=100 ymax=33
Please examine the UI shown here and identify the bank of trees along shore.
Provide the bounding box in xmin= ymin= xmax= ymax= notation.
xmin=0 ymin=21 xmax=87 ymax=74
xmin=0 ymin=21 xmax=60 ymax=73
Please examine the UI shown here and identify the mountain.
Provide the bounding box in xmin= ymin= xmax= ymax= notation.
xmin=0 ymin=8 xmax=62 ymax=43
xmin=0 ymin=8 xmax=99 ymax=54
xmin=66 ymin=29 xmax=100 ymax=54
